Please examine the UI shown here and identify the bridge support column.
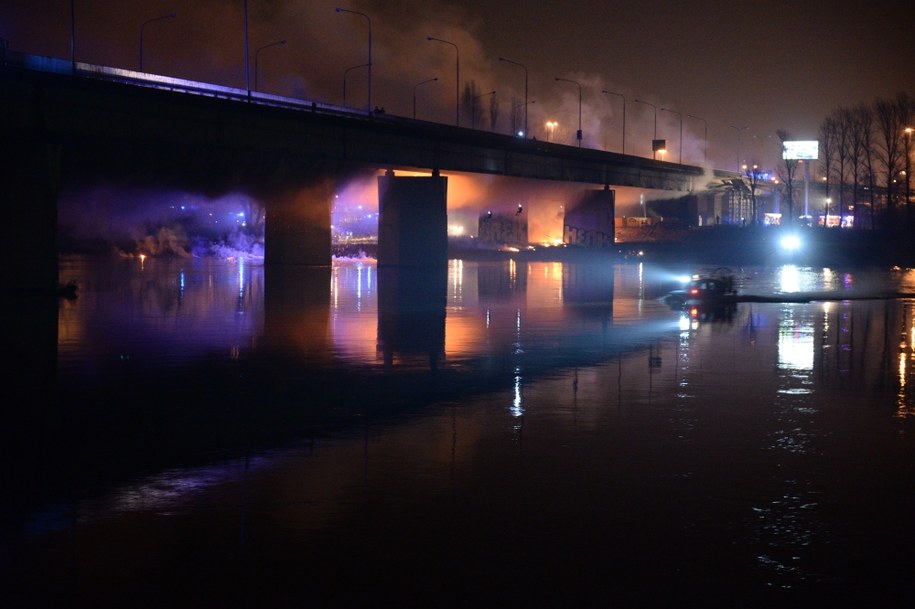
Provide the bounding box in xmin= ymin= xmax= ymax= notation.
xmin=264 ymin=180 xmax=334 ymax=266
xmin=5 ymin=141 xmax=60 ymax=292
xmin=377 ymin=170 xmax=448 ymax=268
xmin=563 ymin=186 xmax=616 ymax=248
xmin=3 ymin=140 xmax=61 ymax=406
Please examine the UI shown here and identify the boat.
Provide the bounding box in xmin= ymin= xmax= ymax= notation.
xmin=664 ymin=267 xmax=737 ymax=308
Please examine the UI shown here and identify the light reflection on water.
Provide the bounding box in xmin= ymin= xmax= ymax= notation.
xmin=11 ymin=257 xmax=915 ymax=606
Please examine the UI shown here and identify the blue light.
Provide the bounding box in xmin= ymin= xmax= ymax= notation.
xmin=780 ymin=234 xmax=802 ymax=251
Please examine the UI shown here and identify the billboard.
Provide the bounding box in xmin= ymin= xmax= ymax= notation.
xmin=782 ymin=140 xmax=819 ymax=160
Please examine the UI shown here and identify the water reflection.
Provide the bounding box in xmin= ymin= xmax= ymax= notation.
xmin=10 ymin=258 xmax=915 ymax=607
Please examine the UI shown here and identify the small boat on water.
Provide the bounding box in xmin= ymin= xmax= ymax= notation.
xmin=664 ymin=267 xmax=737 ymax=308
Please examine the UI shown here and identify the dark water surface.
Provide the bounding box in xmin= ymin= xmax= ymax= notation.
xmin=4 ymin=255 xmax=915 ymax=608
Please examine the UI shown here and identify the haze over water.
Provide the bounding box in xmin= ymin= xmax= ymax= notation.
xmin=4 ymin=255 xmax=915 ymax=608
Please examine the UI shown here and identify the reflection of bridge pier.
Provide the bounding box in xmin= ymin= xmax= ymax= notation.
xmin=377 ymin=266 xmax=447 ymax=370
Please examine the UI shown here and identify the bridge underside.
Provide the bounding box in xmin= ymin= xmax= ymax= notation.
xmin=3 ymin=63 xmax=737 ymax=292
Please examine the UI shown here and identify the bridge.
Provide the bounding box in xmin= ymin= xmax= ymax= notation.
xmin=2 ymin=51 xmax=737 ymax=294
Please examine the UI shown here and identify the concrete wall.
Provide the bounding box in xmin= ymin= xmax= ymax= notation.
xmin=563 ymin=187 xmax=616 ymax=248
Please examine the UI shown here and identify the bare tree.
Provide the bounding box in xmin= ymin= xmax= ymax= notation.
xmin=848 ymin=104 xmax=872 ymax=228
xmin=461 ymin=81 xmax=481 ymax=129
xmin=489 ymin=91 xmax=500 ymax=132
xmin=874 ymin=93 xmax=909 ymax=227
xmin=819 ymin=115 xmax=837 ymax=223
xmin=743 ymin=162 xmax=763 ymax=225
xmin=777 ymin=130 xmax=800 ymax=225
xmin=509 ymin=95 xmax=521 ymax=135
xmin=835 ymin=107 xmax=853 ymax=213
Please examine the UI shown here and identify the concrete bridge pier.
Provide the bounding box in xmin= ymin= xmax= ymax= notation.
xmin=264 ymin=178 xmax=335 ymax=267
xmin=377 ymin=170 xmax=448 ymax=268
xmin=4 ymin=140 xmax=61 ymax=404
xmin=563 ymin=186 xmax=616 ymax=248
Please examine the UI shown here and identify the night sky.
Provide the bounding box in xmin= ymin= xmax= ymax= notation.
xmin=2 ymin=0 xmax=912 ymax=171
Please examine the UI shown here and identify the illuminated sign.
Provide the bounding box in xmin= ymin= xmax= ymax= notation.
xmin=782 ymin=140 xmax=819 ymax=160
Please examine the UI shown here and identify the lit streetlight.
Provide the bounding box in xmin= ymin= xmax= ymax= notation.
xmin=687 ymin=114 xmax=707 ymax=164
xmin=336 ymin=8 xmax=372 ymax=112
xmin=499 ymin=57 xmax=528 ymax=137
xmin=635 ymin=99 xmax=659 ymax=159
xmin=602 ymin=90 xmax=625 ymax=154
xmin=905 ymin=127 xmax=913 ymax=216
xmin=471 ymin=90 xmax=495 ymax=130
xmin=140 ymin=12 xmax=176 ymax=72
xmin=343 ymin=63 xmax=370 ymax=107
xmin=254 ymin=39 xmax=286 ymax=92
xmin=413 ymin=77 xmax=437 ymax=119
xmin=427 ymin=36 xmax=459 ymax=126
xmin=555 ymin=77 xmax=582 ymax=147
xmin=661 ymin=107 xmax=682 ymax=164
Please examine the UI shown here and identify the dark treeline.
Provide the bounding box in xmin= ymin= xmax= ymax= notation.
xmin=799 ymin=92 xmax=914 ymax=231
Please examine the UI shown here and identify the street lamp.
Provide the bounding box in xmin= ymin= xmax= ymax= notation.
xmin=730 ymin=124 xmax=748 ymax=172
xmin=499 ymin=57 xmax=528 ymax=137
xmin=336 ymin=8 xmax=372 ymax=112
xmin=905 ymin=127 xmax=913 ymax=216
xmin=687 ymin=114 xmax=707 ymax=164
xmin=635 ymin=99 xmax=658 ymax=159
xmin=661 ymin=107 xmax=682 ymax=164
xmin=602 ymin=90 xmax=625 ymax=154
xmin=243 ymin=0 xmax=250 ymax=95
xmin=140 ymin=12 xmax=176 ymax=72
xmin=413 ymin=77 xmax=437 ymax=119
xmin=254 ymin=39 xmax=286 ymax=92
xmin=471 ymin=90 xmax=495 ymax=130
xmin=70 ymin=0 xmax=76 ymax=71
xmin=555 ymin=77 xmax=582 ymax=147
xmin=343 ymin=63 xmax=370 ymax=107
xmin=427 ymin=36 xmax=459 ymax=126
xmin=825 ymin=197 xmax=832 ymax=226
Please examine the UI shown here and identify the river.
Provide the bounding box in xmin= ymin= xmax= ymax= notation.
xmin=3 ymin=254 xmax=915 ymax=608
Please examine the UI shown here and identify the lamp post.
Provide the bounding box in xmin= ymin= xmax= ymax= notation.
xmin=70 ymin=0 xmax=76 ymax=71
xmin=661 ymin=107 xmax=682 ymax=164
xmin=602 ymin=90 xmax=625 ymax=154
xmin=825 ymin=197 xmax=832 ymax=226
xmin=555 ymin=77 xmax=582 ymax=147
xmin=343 ymin=63 xmax=370 ymax=107
xmin=635 ymin=99 xmax=658 ymax=159
xmin=140 ymin=12 xmax=176 ymax=72
xmin=336 ymin=8 xmax=372 ymax=112
xmin=254 ymin=39 xmax=285 ymax=92
xmin=730 ymin=124 xmax=747 ymax=172
xmin=905 ymin=127 xmax=913 ymax=218
xmin=243 ymin=0 xmax=250 ymax=95
xmin=413 ymin=77 xmax=437 ymax=119
xmin=499 ymin=57 xmax=528 ymax=137
xmin=427 ymin=36 xmax=459 ymax=126
xmin=471 ymin=90 xmax=495 ymax=129
xmin=687 ymin=114 xmax=707 ymax=164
